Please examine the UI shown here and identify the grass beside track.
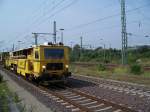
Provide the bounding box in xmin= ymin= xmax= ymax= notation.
xmin=0 ymin=73 xmax=22 ymax=112
xmin=70 ymin=64 xmax=150 ymax=86
xmin=0 ymin=82 xmax=9 ymax=112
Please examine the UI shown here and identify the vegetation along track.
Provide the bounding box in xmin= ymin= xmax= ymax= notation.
xmin=72 ymin=75 xmax=150 ymax=99
xmin=0 ymin=67 xmax=136 ymax=112
xmin=72 ymin=62 xmax=150 ymax=71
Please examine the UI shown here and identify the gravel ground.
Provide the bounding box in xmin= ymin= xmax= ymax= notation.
xmin=0 ymin=70 xmax=53 ymax=112
xmin=0 ymin=68 xmax=75 ymax=112
xmin=1 ymin=67 xmax=150 ymax=112
xmin=77 ymin=86 xmax=150 ymax=112
xmin=67 ymin=76 xmax=150 ymax=112
xmin=72 ymin=74 xmax=150 ymax=90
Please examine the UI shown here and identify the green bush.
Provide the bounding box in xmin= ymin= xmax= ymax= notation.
xmin=0 ymin=74 xmax=3 ymax=82
xmin=104 ymin=59 xmax=110 ymax=64
xmin=97 ymin=64 xmax=106 ymax=71
xmin=114 ymin=66 xmax=128 ymax=74
xmin=13 ymin=93 xmax=21 ymax=103
xmin=130 ymin=64 xmax=142 ymax=75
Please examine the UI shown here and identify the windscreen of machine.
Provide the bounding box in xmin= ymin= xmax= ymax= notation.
xmin=44 ymin=48 xmax=64 ymax=59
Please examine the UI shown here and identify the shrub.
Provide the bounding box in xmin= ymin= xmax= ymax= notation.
xmin=13 ymin=93 xmax=21 ymax=103
xmin=97 ymin=64 xmax=106 ymax=71
xmin=114 ymin=66 xmax=128 ymax=74
xmin=104 ymin=59 xmax=110 ymax=64
xmin=0 ymin=74 xmax=3 ymax=82
xmin=130 ymin=64 xmax=142 ymax=75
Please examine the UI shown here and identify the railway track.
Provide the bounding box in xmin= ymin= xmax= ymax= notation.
xmin=72 ymin=75 xmax=150 ymax=99
xmin=98 ymin=83 xmax=150 ymax=99
xmin=0 ymin=67 xmax=137 ymax=112
xmin=39 ymin=86 xmax=136 ymax=112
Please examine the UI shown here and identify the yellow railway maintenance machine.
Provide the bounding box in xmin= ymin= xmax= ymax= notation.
xmin=5 ymin=43 xmax=71 ymax=83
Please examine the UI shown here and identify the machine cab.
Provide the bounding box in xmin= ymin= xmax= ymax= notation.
xmin=33 ymin=44 xmax=71 ymax=79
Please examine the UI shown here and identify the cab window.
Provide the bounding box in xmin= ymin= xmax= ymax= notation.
xmin=44 ymin=48 xmax=64 ymax=59
xmin=35 ymin=51 xmax=39 ymax=59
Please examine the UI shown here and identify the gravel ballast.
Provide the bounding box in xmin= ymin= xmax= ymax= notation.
xmin=69 ymin=75 xmax=150 ymax=112
xmin=1 ymin=67 xmax=150 ymax=112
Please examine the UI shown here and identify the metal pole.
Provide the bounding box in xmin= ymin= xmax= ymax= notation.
xmin=80 ymin=36 xmax=83 ymax=49
xmin=12 ymin=44 xmax=15 ymax=51
xmin=53 ymin=21 xmax=57 ymax=44
xmin=80 ymin=36 xmax=83 ymax=52
xmin=35 ymin=34 xmax=38 ymax=45
xmin=32 ymin=33 xmax=38 ymax=45
xmin=103 ymin=44 xmax=106 ymax=62
xmin=99 ymin=38 xmax=106 ymax=63
xmin=70 ymin=41 xmax=73 ymax=50
xmin=61 ymin=32 xmax=63 ymax=43
xmin=18 ymin=41 xmax=22 ymax=50
xmin=121 ymin=0 xmax=128 ymax=65
xmin=109 ymin=44 xmax=111 ymax=62
xmin=60 ymin=29 xmax=64 ymax=43
xmin=80 ymin=36 xmax=83 ymax=58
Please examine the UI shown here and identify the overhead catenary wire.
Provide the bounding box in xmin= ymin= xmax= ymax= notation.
xmin=4 ymin=0 xmax=78 ymax=50
xmin=30 ymin=0 xmax=51 ymax=19
xmin=14 ymin=0 xmax=66 ymax=42
xmin=65 ymin=3 xmax=150 ymax=31
xmin=66 ymin=20 xmax=141 ymax=37
xmin=3 ymin=1 xmax=150 ymax=51
xmin=16 ymin=0 xmax=76 ymax=40
xmin=19 ymin=0 xmax=78 ymax=39
xmin=128 ymin=0 xmax=150 ymax=29
xmin=33 ymin=0 xmax=78 ymax=31
xmin=4 ymin=0 xmax=67 ymax=47
xmin=14 ymin=0 xmax=55 ymax=41
xmin=30 ymin=0 xmax=66 ymax=28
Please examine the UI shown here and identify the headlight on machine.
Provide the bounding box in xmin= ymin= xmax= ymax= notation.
xmin=65 ymin=65 xmax=69 ymax=68
xmin=42 ymin=65 xmax=46 ymax=69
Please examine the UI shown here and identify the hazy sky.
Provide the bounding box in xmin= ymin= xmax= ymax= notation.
xmin=0 ymin=0 xmax=150 ymax=51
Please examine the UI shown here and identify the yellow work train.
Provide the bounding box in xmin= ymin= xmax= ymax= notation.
xmin=4 ymin=43 xmax=71 ymax=83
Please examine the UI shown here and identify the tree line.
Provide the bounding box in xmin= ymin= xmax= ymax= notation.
xmin=70 ymin=44 xmax=150 ymax=64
